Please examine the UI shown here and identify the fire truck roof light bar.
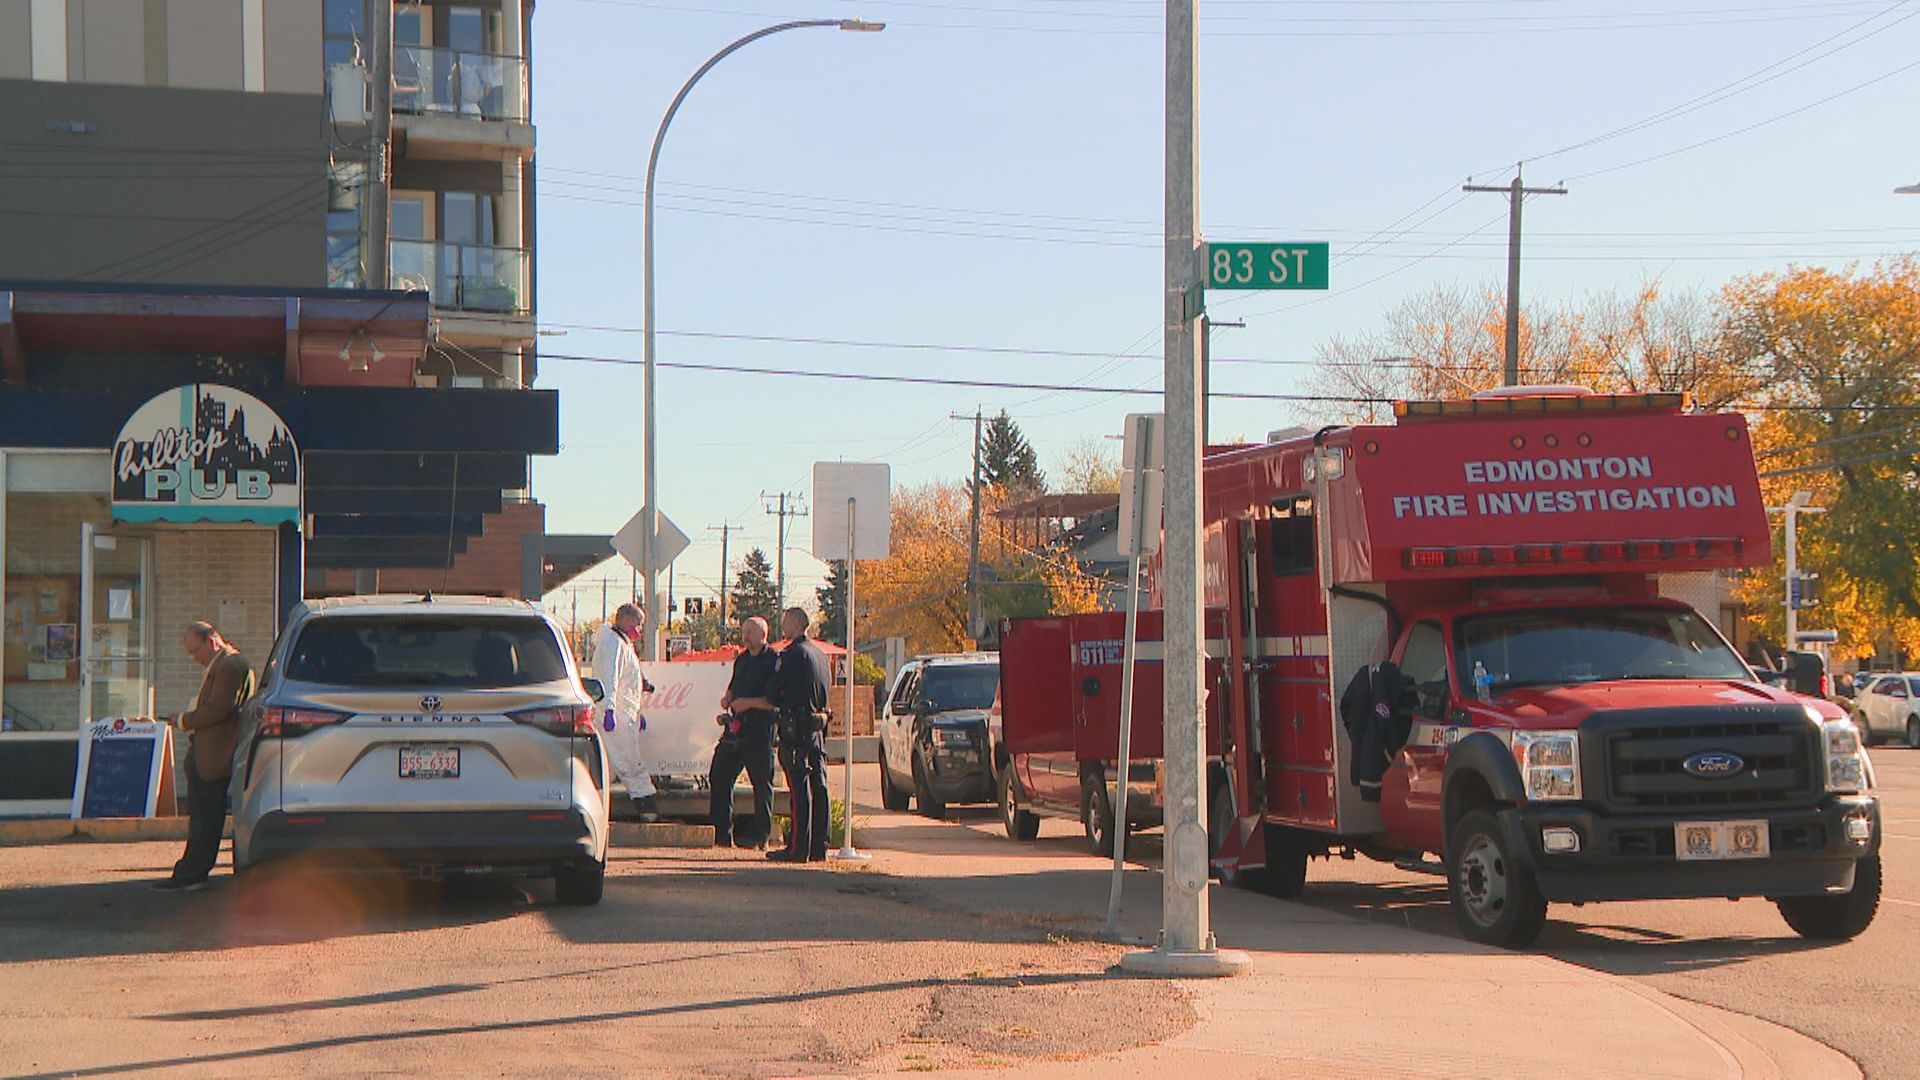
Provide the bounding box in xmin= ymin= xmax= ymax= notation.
xmin=1393 ymin=392 xmax=1692 ymax=420
xmin=1406 ymin=537 xmax=1744 ymax=570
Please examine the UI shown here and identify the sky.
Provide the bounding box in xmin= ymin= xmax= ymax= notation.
xmin=526 ymin=0 xmax=1920 ymax=623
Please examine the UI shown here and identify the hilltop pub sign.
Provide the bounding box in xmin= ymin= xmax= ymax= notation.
xmin=112 ymin=384 xmax=300 ymax=525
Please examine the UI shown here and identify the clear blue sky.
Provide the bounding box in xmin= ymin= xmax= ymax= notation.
xmin=527 ymin=0 xmax=1920 ymax=619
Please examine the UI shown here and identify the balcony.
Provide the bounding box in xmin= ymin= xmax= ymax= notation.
xmin=391 ymin=239 xmax=528 ymax=315
xmin=393 ymin=46 xmax=534 ymax=160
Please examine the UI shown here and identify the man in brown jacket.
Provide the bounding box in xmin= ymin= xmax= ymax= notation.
xmin=155 ymin=621 xmax=255 ymax=891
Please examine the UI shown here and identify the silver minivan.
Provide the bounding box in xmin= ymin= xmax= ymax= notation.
xmin=230 ymin=595 xmax=612 ymax=904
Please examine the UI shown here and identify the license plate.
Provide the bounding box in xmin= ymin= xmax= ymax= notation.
xmin=1674 ymin=819 xmax=1770 ymax=861
xmin=399 ymin=746 xmax=460 ymax=779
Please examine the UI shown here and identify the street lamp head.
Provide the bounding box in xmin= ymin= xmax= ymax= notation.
xmin=1897 ymin=181 xmax=1920 ymax=195
xmin=838 ymin=19 xmax=886 ymax=31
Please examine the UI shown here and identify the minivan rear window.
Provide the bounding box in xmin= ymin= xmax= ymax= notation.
xmin=286 ymin=616 xmax=569 ymax=688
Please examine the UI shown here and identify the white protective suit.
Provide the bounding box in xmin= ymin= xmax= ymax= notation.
xmin=589 ymin=624 xmax=656 ymax=799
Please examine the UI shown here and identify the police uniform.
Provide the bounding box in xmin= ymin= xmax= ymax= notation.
xmin=710 ymin=644 xmax=779 ymax=847
xmin=771 ymin=634 xmax=830 ymax=861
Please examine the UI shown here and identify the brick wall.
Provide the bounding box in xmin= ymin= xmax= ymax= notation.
xmin=311 ymin=500 xmax=544 ymax=599
xmin=152 ymin=528 xmax=278 ymax=718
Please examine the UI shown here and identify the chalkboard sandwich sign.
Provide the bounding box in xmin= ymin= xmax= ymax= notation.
xmin=70 ymin=718 xmax=177 ymax=819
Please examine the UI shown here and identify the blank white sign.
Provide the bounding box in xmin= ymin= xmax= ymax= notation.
xmin=812 ymin=463 xmax=891 ymax=560
xmin=1116 ymin=413 xmax=1165 ymax=556
xmin=612 ymin=508 xmax=690 ymax=572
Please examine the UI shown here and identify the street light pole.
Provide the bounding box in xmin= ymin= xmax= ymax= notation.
xmin=641 ymin=17 xmax=885 ymax=659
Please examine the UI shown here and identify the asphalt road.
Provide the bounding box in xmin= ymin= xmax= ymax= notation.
xmin=917 ymin=749 xmax=1919 ymax=1079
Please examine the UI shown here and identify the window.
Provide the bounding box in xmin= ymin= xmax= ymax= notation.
xmin=323 ymin=0 xmax=365 ymax=70
xmin=325 ymin=161 xmax=365 ymax=289
xmin=1455 ymin=607 xmax=1750 ymax=692
xmin=1269 ymin=496 xmax=1315 ymax=576
xmin=889 ymin=668 xmax=920 ymax=714
xmin=286 ymin=617 xmax=569 ymax=689
xmin=1874 ymin=677 xmax=1906 ymax=697
xmin=1400 ymin=622 xmax=1448 ymax=688
xmin=916 ymin=664 xmax=999 ymax=712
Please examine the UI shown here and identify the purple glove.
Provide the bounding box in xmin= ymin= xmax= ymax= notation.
xmin=602 ymin=708 xmax=616 ymax=733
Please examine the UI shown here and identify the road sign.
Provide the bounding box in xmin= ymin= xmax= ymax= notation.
xmin=684 ymin=597 xmax=703 ymax=617
xmin=612 ymin=508 xmax=689 ymax=573
xmin=1117 ymin=413 xmax=1165 ymax=556
xmin=1205 ymin=242 xmax=1330 ymax=290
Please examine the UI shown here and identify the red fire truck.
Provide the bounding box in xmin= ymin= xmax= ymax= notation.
xmin=996 ymin=389 xmax=1881 ymax=948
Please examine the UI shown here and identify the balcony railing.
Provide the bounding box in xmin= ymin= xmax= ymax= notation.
xmin=393 ymin=46 xmax=528 ymax=123
xmin=390 ymin=239 xmax=529 ymax=315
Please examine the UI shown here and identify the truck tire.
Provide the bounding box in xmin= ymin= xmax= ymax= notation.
xmin=1260 ymin=824 xmax=1311 ymax=900
xmin=914 ymin=753 xmax=946 ymax=819
xmin=554 ymin=859 xmax=606 ymax=906
xmin=1000 ymin=767 xmax=1040 ymax=841
xmin=1908 ymin=716 xmax=1920 ymax=749
xmin=1081 ymin=772 xmax=1116 ymax=856
xmin=1777 ymin=854 xmax=1881 ymax=941
xmin=1447 ymin=809 xmax=1548 ymax=949
xmin=879 ymin=759 xmax=911 ymax=812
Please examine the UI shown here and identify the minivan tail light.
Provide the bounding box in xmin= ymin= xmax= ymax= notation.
xmin=260 ymin=707 xmax=348 ymax=738
xmin=510 ymin=704 xmax=596 ymax=737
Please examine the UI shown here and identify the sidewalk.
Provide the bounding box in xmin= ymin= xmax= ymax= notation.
xmin=835 ymin=773 xmax=1858 ymax=1080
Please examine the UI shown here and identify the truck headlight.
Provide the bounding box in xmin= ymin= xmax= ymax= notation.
xmin=1822 ymin=717 xmax=1868 ymax=794
xmin=1512 ymin=730 xmax=1582 ymax=801
xmin=931 ymin=725 xmax=973 ymax=749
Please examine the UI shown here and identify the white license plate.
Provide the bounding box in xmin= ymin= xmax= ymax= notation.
xmin=399 ymin=746 xmax=460 ymax=779
xmin=1674 ymin=819 xmax=1770 ymax=861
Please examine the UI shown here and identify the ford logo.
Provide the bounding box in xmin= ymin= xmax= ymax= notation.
xmin=1683 ymin=751 xmax=1745 ymax=779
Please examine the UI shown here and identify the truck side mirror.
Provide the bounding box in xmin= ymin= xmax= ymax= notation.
xmin=581 ymin=678 xmax=605 ymax=703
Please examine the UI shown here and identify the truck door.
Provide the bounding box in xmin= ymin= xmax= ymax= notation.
xmin=1378 ymin=619 xmax=1450 ymax=854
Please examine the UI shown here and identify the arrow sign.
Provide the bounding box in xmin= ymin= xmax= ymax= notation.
xmin=611 ymin=507 xmax=689 ymax=572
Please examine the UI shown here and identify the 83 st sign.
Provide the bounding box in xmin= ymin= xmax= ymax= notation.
xmin=1205 ymin=242 xmax=1330 ymax=291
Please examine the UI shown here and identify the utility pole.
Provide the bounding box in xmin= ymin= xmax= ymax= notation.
xmin=1119 ymin=0 xmax=1246 ymax=979
xmin=708 ymin=522 xmax=741 ymax=624
xmin=364 ymin=0 xmax=393 ymax=290
xmin=1464 ymin=169 xmax=1566 ymax=387
xmin=951 ymin=408 xmax=985 ymax=644
xmin=1199 ymin=315 xmax=1244 ymax=446
xmin=762 ymin=490 xmax=809 ymax=614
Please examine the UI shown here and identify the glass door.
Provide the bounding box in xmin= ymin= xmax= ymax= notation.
xmin=78 ymin=524 xmax=154 ymax=724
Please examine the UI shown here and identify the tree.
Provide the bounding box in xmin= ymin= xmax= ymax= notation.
xmin=980 ymin=409 xmax=1045 ymax=496
xmin=673 ymin=602 xmax=730 ymax=650
xmin=815 ymin=561 xmax=849 ymax=645
xmin=1053 ymin=434 xmax=1121 ymax=494
xmin=729 ymin=548 xmax=781 ymax=629
xmin=1722 ymin=260 xmax=1920 ymax=662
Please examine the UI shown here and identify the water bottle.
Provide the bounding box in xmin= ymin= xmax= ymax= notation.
xmin=1473 ymin=661 xmax=1493 ymax=704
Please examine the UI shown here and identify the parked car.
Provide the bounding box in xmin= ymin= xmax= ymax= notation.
xmin=230 ymin=595 xmax=612 ymax=904
xmin=877 ymin=654 xmax=999 ymax=818
xmin=1852 ymin=673 xmax=1920 ymax=747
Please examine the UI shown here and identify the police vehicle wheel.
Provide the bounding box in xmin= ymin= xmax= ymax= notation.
xmin=1777 ymin=854 xmax=1881 ymax=941
xmin=914 ymin=753 xmax=946 ymax=819
xmin=1000 ymin=767 xmax=1040 ymax=842
xmin=1082 ymin=773 xmax=1116 ymax=856
xmin=1447 ymin=809 xmax=1547 ymax=949
xmin=878 ymin=758 xmax=912 ymax=812
xmin=1907 ymin=716 xmax=1920 ymax=748
xmin=554 ymin=859 xmax=605 ymax=906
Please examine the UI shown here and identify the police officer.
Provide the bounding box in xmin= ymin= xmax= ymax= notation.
xmin=766 ymin=606 xmax=830 ymax=863
xmin=710 ymin=616 xmax=779 ymax=849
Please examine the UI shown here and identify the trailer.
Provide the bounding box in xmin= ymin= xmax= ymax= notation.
xmin=998 ymin=389 xmax=1881 ymax=948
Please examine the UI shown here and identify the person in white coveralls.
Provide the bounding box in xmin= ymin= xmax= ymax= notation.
xmin=591 ymin=603 xmax=659 ymax=822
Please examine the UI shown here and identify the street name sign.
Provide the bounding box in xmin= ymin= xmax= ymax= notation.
xmin=1205 ymin=242 xmax=1330 ymax=291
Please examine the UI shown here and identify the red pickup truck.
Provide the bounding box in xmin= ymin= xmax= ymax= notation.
xmin=997 ymin=389 xmax=1880 ymax=948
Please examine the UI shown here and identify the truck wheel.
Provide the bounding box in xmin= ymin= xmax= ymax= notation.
xmin=1447 ymin=809 xmax=1548 ymax=949
xmin=1081 ymin=772 xmax=1116 ymax=856
xmin=1908 ymin=716 xmax=1920 ymax=749
xmin=554 ymin=859 xmax=606 ymax=906
xmin=878 ymin=759 xmax=911 ymax=812
xmin=1260 ymin=824 xmax=1311 ymax=900
xmin=999 ymin=767 xmax=1040 ymax=841
xmin=1777 ymin=855 xmax=1881 ymax=941
xmin=913 ymin=754 xmax=946 ymax=819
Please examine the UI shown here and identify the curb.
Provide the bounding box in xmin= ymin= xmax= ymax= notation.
xmin=0 ymin=817 xmax=208 ymax=846
xmin=610 ymin=821 xmax=715 ymax=848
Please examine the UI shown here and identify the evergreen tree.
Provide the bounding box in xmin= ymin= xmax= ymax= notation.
xmin=815 ymin=560 xmax=849 ymax=644
xmin=980 ymin=409 xmax=1045 ymax=495
xmin=729 ymin=547 xmax=781 ymax=628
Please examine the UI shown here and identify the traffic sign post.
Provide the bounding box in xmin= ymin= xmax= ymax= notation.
xmin=1204 ymin=242 xmax=1330 ymax=291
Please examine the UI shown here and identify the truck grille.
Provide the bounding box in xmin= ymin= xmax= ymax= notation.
xmin=1599 ymin=708 xmax=1819 ymax=811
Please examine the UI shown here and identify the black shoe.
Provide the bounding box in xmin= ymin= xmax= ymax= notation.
xmin=733 ymin=837 xmax=768 ymax=851
xmin=152 ymin=877 xmax=209 ymax=892
xmin=766 ymin=848 xmax=808 ymax=863
xmin=809 ymin=850 xmax=829 ymax=862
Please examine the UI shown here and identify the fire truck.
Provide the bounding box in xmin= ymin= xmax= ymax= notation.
xmin=996 ymin=389 xmax=1881 ymax=948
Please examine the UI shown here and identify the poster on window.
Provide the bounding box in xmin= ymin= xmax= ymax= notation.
xmin=111 ymin=384 xmax=300 ymax=525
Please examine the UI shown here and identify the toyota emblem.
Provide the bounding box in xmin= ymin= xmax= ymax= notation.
xmin=420 ymin=695 xmax=443 ymax=714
